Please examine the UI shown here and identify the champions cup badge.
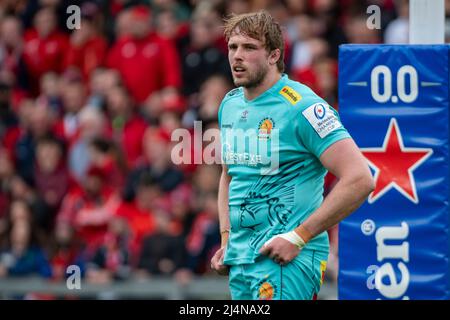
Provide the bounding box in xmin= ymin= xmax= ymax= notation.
xmin=314 ymin=103 xmax=327 ymax=120
xmin=258 ymin=117 xmax=275 ymax=140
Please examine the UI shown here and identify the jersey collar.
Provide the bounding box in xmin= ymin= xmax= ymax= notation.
xmin=243 ymin=73 xmax=288 ymax=104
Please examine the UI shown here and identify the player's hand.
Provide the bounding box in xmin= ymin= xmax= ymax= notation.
xmin=260 ymin=232 xmax=306 ymax=265
xmin=210 ymin=246 xmax=229 ymax=275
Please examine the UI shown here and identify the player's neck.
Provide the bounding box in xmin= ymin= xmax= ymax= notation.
xmin=244 ymin=71 xmax=282 ymax=101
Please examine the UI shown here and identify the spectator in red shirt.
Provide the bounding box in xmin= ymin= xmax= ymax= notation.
xmin=56 ymin=165 xmax=121 ymax=257
xmin=49 ymin=222 xmax=86 ymax=282
xmin=106 ymin=5 xmax=182 ymax=104
xmin=65 ymin=5 xmax=108 ymax=81
xmin=85 ymin=217 xmax=132 ymax=284
xmin=88 ymin=137 xmax=126 ymax=192
xmin=22 ymin=7 xmax=69 ymax=95
xmin=115 ymin=172 xmax=159 ymax=264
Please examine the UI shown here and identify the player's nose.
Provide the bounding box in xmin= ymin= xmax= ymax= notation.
xmin=233 ymin=46 xmax=245 ymax=61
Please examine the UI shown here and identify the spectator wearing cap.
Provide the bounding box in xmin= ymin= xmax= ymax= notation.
xmin=64 ymin=3 xmax=108 ymax=81
xmin=22 ymin=7 xmax=69 ymax=95
xmin=106 ymin=5 xmax=182 ymax=105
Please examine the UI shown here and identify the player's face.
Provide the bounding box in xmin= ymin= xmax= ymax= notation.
xmin=228 ymin=32 xmax=270 ymax=88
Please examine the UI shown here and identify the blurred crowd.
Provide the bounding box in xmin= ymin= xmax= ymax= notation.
xmin=0 ymin=0 xmax=444 ymax=295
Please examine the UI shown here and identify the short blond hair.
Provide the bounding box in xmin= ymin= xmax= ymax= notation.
xmin=223 ymin=11 xmax=285 ymax=73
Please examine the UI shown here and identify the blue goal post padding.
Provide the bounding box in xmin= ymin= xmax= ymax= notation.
xmin=338 ymin=44 xmax=450 ymax=300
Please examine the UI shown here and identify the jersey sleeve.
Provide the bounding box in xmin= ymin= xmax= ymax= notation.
xmin=297 ymin=101 xmax=351 ymax=158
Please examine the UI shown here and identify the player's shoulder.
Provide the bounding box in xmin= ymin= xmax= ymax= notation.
xmin=218 ymin=87 xmax=243 ymax=120
xmin=273 ymin=77 xmax=316 ymax=107
xmin=223 ymin=87 xmax=244 ymax=103
xmin=276 ymin=77 xmax=327 ymax=114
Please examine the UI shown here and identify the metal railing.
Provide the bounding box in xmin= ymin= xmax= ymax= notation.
xmin=0 ymin=276 xmax=337 ymax=300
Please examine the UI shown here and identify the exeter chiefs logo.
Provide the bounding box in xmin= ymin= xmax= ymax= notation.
xmin=258 ymin=279 xmax=277 ymax=300
xmin=258 ymin=117 xmax=275 ymax=140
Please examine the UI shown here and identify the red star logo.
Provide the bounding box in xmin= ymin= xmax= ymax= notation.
xmin=361 ymin=119 xmax=433 ymax=204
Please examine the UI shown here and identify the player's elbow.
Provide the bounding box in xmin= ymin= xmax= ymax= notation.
xmin=357 ymin=171 xmax=375 ymax=199
xmin=344 ymin=166 xmax=374 ymax=200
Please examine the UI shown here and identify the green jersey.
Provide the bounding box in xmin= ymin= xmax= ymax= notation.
xmin=219 ymin=74 xmax=350 ymax=265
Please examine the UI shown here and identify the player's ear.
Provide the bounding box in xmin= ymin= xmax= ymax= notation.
xmin=269 ymin=49 xmax=281 ymax=65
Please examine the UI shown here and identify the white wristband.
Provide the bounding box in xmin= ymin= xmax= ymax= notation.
xmin=264 ymin=231 xmax=306 ymax=249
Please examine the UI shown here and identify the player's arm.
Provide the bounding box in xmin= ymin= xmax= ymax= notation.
xmin=211 ymin=164 xmax=231 ymax=275
xmin=261 ymin=138 xmax=374 ymax=264
xmin=218 ymin=164 xmax=231 ymax=246
xmin=294 ymin=138 xmax=374 ymax=242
